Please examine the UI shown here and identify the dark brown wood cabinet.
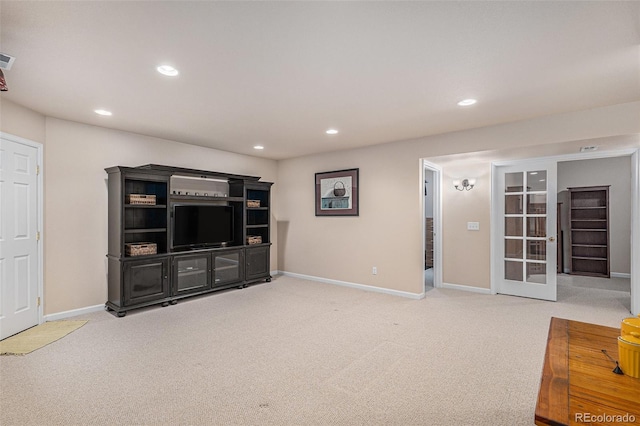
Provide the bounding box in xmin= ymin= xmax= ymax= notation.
xmin=123 ymin=258 xmax=170 ymax=306
xmin=173 ymin=253 xmax=212 ymax=296
xmin=213 ymin=249 xmax=244 ymax=287
xmin=245 ymin=245 xmax=270 ymax=281
xmin=106 ymin=164 xmax=272 ymax=317
xmin=568 ymin=186 xmax=610 ymax=278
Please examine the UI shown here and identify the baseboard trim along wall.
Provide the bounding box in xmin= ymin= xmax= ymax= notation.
xmin=562 ymin=270 xmax=630 ymax=279
xmin=43 ymin=274 xmax=499 ymax=321
xmin=278 ymin=271 xmax=425 ymax=300
xmin=44 ymin=304 xmax=105 ymax=322
xmin=441 ymin=282 xmax=492 ymax=295
xmin=37 ymin=270 xmax=632 ymax=322
xmin=611 ymin=272 xmax=632 ymax=279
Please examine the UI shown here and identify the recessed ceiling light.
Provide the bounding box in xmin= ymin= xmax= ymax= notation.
xmin=94 ymin=109 xmax=112 ymax=116
xmin=157 ymin=65 xmax=179 ymax=77
xmin=253 ymin=145 xmax=264 ymax=150
xmin=457 ymin=99 xmax=477 ymax=106
xmin=326 ymin=129 xmax=339 ymax=135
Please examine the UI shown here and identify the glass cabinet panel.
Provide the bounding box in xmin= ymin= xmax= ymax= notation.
xmin=213 ymin=250 xmax=243 ymax=287
xmin=174 ymin=255 xmax=210 ymax=294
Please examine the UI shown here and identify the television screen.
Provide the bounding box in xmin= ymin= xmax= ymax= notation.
xmin=173 ymin=205 xmax=233 ymax=248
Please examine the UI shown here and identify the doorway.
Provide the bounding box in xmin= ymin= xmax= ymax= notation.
xmin=423 ymin=160 xmax=442 ymax=292
xmin=556 ymin=155 xmax=634 ymax=310
xmin=491 ymin=148 xmax=639 ymax=315
xmin=0 ymin=133 xmax=43 ymax=340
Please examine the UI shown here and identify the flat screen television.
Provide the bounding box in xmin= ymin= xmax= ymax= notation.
xmin=172 ymin=204 xmax=234 ymax=249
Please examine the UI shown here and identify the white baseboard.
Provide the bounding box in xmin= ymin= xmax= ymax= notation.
xmin=279 ymin=271 xmax=425 ymax=300
xmin=611 ymin=272 xmax=632 ymax=279
xmin=44 ymin=304 xmax=105 ymax=322
xmin=441 ymin=282 xmax=492 ymax=295
xmin=560 ymin=270 xmax=630 ymax=279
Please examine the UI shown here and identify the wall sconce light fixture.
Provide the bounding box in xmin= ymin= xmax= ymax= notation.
xmin=453 ymin=178 xmax=475 ymax=191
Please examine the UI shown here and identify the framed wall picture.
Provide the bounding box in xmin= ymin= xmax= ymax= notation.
xmin=315 ymin=168 xmax=359 ymax=216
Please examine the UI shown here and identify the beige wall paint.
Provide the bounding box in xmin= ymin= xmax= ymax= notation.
xmin=277 ymin=102 xmax=640 ymax=295
xmin=44 ymin=118 xmax=277 ymax=314
xmin=3 ymin=98 xmax=639 ymax=313
xmin=277 ymin=143 xmax=424 ymax=293
xmin=440 ymin=162 xmax=493 ymax=288
xmin=558 ymin=156 xmax=632 ymax=275
xmin=0 ymin=99 xmax=46 ymax=143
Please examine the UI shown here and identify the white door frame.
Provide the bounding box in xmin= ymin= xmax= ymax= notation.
xmin=422 ymin=160 xmax=443 ymax=290
xmin=0 ymin=132 xmax=44 ymax=326
xmin=491 ymin=148 xmax=640 ymax=315
xmin=631 ymin=149 xmax=639 ymax=316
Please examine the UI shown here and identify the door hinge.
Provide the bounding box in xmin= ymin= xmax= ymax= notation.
xmin=36 ymin=165 xmax=40 ymax=175
xmin=36 ymin=231 xmax=41 ymax=241
xmin=37 ymin=297 xmax=41 ymax=307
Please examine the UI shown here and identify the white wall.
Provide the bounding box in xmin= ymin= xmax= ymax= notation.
xmin=558 ymin=156 xmax=632 ymax=275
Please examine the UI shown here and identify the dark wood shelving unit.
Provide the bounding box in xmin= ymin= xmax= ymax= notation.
xmin=169 ymin=194 xmax=244 ymax=203
xmin=568 ymin=186 xmax=610 ymax=278
xmin=106 ymin=164 xmax=273 ymax=317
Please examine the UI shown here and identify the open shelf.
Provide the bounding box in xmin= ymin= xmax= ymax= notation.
xmin=568 ymin=186 xmax=609 ymax=278
xmin=124 ymin=228 xmax=167 ymax=234
xmin=170 ymin=195 xmax=244 ymax=203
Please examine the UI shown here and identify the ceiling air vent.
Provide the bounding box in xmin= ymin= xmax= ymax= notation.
xmin=580 ymin=146 xmax=598 ymax=153
xmin=0 ymin=53 xmax=16 ymax=70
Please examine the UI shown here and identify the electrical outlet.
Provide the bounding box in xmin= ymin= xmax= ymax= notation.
xmin=467 ymin=222 xmax=480 ymax=231
xmin=372 ymin=267 xmax=377 ymax=275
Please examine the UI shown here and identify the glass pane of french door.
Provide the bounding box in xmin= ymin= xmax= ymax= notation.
xmin=504 ymin=170 xmax=548 ymax=284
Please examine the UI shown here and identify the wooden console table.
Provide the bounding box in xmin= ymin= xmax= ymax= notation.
xmin=535 ymin=317 xmax=640 ymax=425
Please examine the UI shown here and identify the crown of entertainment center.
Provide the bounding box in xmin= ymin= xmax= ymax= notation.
xmin=105 ymin=164 xmax=273 ymax=317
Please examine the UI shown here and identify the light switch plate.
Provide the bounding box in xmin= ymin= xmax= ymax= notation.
xmin=467 ymin=222 xmax=480 ymax=231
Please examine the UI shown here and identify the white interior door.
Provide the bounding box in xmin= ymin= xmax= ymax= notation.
xmin=0 ymin=137 xmax=40 ymax=339
xmin=495 ymin=161 xmax=557 ymax=301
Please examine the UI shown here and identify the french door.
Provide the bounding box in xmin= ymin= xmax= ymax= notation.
xmin=495 ymin=161 xmax=557 ymax=301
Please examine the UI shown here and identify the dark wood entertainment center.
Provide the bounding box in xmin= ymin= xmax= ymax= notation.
xmin=105 ymin=164 xmax=273 ymax=317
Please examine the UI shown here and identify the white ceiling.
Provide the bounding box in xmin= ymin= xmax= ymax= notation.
xmin=1 ymin=1 xmax=638 ymax=160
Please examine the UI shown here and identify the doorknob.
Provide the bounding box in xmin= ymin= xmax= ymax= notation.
xmin=548 ymin=236 xmax=556 ymax=242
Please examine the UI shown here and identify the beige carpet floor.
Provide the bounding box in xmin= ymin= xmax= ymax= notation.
xmin=0 ymin=275 xmax=632 ymax=425
xmin=0 ymin=320 xmax=88 ymax=355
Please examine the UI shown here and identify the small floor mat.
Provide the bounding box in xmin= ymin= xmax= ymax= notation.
xmin=0 ymin=320 xmax=87 ymax=355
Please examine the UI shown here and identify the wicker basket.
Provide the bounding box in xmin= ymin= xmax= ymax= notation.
xmin=125 ymin=242 xmax=157 ymax=256
xmin=126 ymin=194 xmax=157 ymax=205
xmin=247 ymin=236 xmax=262 ymax=245
xmin=247 ymin=200 xmax=261 ymax=208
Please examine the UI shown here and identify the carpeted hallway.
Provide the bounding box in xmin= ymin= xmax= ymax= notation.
xmin=0 ymin=275 xmax=632 ymax=425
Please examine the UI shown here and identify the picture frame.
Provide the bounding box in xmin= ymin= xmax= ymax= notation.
xmin=315 ymin=168 xmax=359 ymax=216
